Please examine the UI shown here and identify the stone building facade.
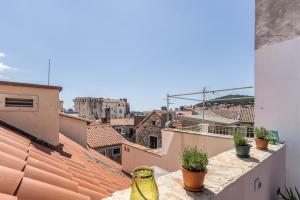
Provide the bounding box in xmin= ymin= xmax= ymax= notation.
xmin=110 ymin=118 xmax=135 ymax=142
xmin=73 ymin=97 xmax=130 ymax=120
xmin=135 ymin=110 xmax=175 ymax=149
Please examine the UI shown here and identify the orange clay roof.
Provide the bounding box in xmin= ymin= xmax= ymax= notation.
xmin=110 ymin=118 xmax=134 ymax=126
xmin=87 ymin=122 xmax=126 ymax=149
xmin=0 ymin=124 xmax=131 ymax=200
xmin=211 ymin=106 xmax=254 ymax=123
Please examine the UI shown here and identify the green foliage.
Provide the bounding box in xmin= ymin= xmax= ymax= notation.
xmin=279 ymin=186 xmax=300 ymax=200
xmin=254 ymin=127 xmax=269 ymax=139
xmin=196 ymin=94 xmax=254 ymax=107
xmin=181 ymin=146 xmax=208 ymax=172
xmin=233 ymin=133 xmax=249 ymax=146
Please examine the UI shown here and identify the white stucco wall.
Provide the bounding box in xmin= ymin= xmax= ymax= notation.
xmin=255 ymin=36 xmax=300 ymax=187
xmin=59 ymin=114 xmax=88 ymax=147
xmin=0 ymin=85 xmax=60 ymax=146
xmin=122 ymin=129 xmax=234 ymax=173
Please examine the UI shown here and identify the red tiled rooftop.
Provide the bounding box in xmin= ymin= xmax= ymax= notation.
xmin=0 ymin=125 xmax=131 ymax=200
xmin=211 ymin=106 xmax=254 ymax=123
xmin=110 ymin=118 xmax=134 ymax=126
xmin=87 ymin=122 xmax=126 ymax=149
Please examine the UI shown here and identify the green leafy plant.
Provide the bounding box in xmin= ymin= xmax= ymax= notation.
xmin=254 ymin=127 xmax=269 ymax=139
xmin=181 ymin=146 xmax=208 ymax=172
xmin=279 ymin=186 xmax=300 ymax=200
xmin=233 ymin=133 xmax=249 ymax=146
xmin=269 ymin=137 xmax=277 ymax=145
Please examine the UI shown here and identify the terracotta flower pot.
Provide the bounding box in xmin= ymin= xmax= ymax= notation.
xmin=255 ymin=138 xmax=269 ymax=150
xmin=181 ymin=167 xmax=206 ymax=192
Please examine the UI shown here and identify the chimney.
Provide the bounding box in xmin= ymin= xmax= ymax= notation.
xmin=0 ymin=81 xmax=62 ymax=146
xmin=102 ymin=108 xmax=111 ymax=124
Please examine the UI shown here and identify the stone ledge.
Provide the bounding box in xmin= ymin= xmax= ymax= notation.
xmin=106 ymin=143 xmax=285 ymax=200
xmin=165 ymin=128 xmax=234 ymax=140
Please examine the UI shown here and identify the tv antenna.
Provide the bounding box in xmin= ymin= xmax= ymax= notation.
xmin=48 ymin=59 xmax=51 ymax=85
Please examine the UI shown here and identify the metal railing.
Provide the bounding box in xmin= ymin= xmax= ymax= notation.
xmin=179 ymin=124 xmax=254 ymax=138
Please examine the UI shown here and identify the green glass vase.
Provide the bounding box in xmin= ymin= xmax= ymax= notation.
xmin=130 ymin=167 xmax=159 ymax=200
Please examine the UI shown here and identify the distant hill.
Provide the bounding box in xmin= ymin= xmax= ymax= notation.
xmin=195 ymin=95 xmax=254 ymax=108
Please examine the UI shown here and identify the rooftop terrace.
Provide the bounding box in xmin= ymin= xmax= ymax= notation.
xmin=106 ymin=143 xmax=286 ymax=200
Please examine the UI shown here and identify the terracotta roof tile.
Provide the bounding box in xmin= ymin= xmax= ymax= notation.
xmin=0 ymin=166 xmax=23 ymax=195
xmin=110 ymin=118 xmax=134 ymax=126
xmin=0 ymin=141 xmax=28 ymax=160
xmin=211 ymin=106 xmax=254 ymax=123
xmin=0 ymin=151 xmax=26 ymax=171
xmin=26 ymin=157 xmax=73 ymax=179
xmin=17 ymin=178 xmax=89 ymax=200
xmin=0 ymin=124 xmax=131 ymax=200
xmin=0 ymin=193 xmax=17 ymax=200
xmin=23 ymin=165 xmax=79 ymax=192
xmin=87 ymin=122 xmax=126 ymax=148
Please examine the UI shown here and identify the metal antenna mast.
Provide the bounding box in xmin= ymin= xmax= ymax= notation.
xmin=202 ymin=87 xmax=206 ymax=123
xmin=166 ymin=94 xmax=170 ymax=124
xmin=48 ymin=59 xmax=51 ymax=85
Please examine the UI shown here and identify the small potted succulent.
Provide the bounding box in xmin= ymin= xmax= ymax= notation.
xmin=233 ymin=132 xmax=251 ymax=158
xmin=181 ymin=146 xmax=208 ymax=192
xmin=268 ymin=131 xmax=278 ymax=145
xmin=254 ymin=127 xmax=269 ymax=150
xmin=269 ymin=136 xmax=277 ymax=145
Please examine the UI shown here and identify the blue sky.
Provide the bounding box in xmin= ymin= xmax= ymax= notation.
xmin=0 ymin=0 xmax=254 ymax=111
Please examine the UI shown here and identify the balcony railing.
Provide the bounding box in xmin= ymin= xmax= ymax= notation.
xmin=179 ymin=124 xmax=254 ymax=138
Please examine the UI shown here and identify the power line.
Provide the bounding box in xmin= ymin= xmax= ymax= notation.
xmin=166 ymin=86 xmax=254 ymax=123
xmin=168 ymin=86 xmax=253 ymax=97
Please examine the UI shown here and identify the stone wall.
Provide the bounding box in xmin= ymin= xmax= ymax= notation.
xmin=256 ymin=0 xmax=300 ymax=49
xmin=135 ymin=114 xmax=163 ymax=148
xmin=74 ymin=97 xmax=130 ymax=120
xmin=112 ymin=125 xmax=135 ymax=142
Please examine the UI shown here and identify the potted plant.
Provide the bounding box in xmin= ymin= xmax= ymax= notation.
xmin=181 ymin=146 xmax=208 ymax=192
xmin=233 ymin=132 xmax=251 ymax=158
xmin=269 ymin=136 xmax=277 ymax=145
xmin=279 ymin=186 xmax=300 ymax=200
xmin=254 ymin=127 xmax=269 ymax=150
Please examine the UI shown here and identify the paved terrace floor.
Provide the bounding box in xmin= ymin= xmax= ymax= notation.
xmin=105 ymin=143 xmax=285 ymax=200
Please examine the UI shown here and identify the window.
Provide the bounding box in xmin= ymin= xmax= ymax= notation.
xmin=152 ymin=121 xmax=156 ymax=126
xmin=5 ymin=98 xmax=33 ymax=107
xmin=119 ymin=109 xmax=122 ymax=114
xmin=150 ymin=136 xmax=158 ymax=149
xmin=112 ymin=148 xmax=121 ymax=156
xmin=99 ymin=150 xmax=106 ymax=156
xmin=0 ymin=94 xmax=38 ymax=112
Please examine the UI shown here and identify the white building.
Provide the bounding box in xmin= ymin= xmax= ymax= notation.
xmin=73 ymin=97 xmax=130 ymax=120
xmin=255 ymin=0 xmax=300 ymax=188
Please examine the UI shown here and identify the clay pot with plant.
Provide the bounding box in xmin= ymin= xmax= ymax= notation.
xmin=181 ymin=146 xmax=208 ymax=192
xmin=254 ymin=127 xmax=269 ymax=150
xmin=233 ymin=132 xmax=251 ymax=158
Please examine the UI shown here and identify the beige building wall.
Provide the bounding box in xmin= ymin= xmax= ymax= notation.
xmin=122 ymin=129 xmax=234 ymax=173
xmin=0 ymin=84 xmax=60 ymax=146
xmin=59 ymin=114 xmax=88 ymax=147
